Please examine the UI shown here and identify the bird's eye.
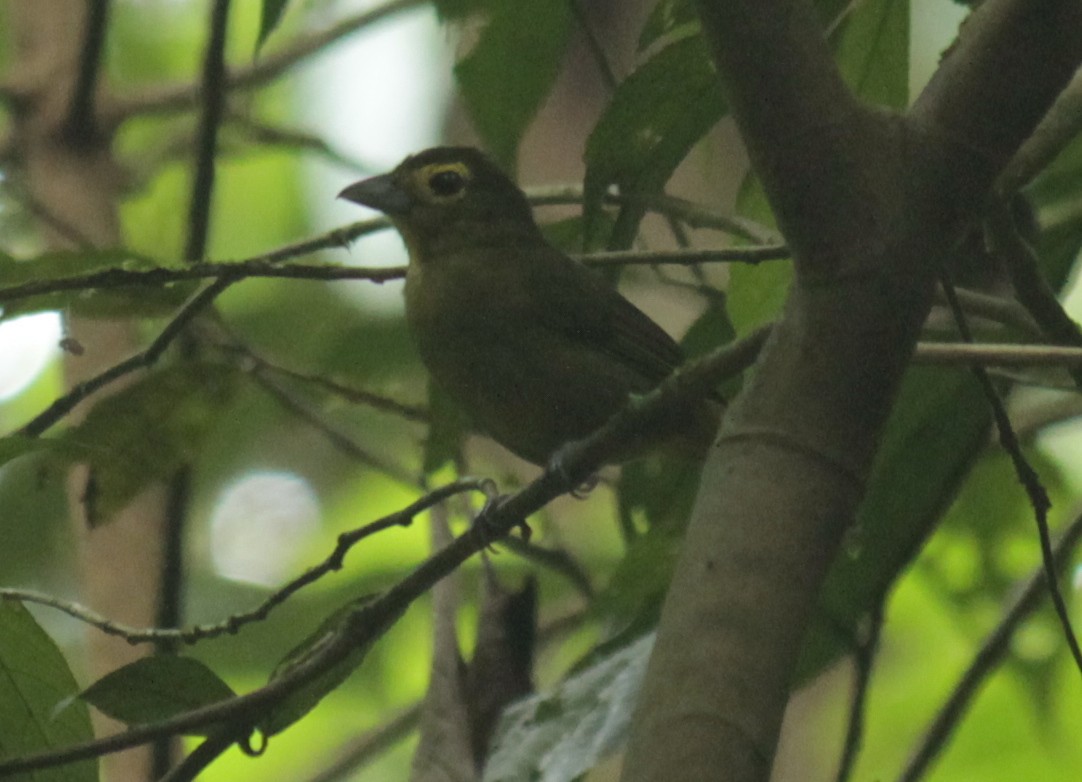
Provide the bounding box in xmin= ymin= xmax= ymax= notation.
xmin=428 ymin=170 xmax=466 ymax=197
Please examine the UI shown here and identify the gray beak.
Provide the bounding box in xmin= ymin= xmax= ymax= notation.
xmin=338 ymin=174 xmax=411 ymax=215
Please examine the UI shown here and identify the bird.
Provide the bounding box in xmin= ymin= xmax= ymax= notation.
xmin=338 ymin=146 xmax=719 ymax=467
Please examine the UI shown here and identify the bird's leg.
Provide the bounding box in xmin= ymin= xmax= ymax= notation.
xmin=571 ymin=475 xmax=600 ymax=499
xmin=471 ymin=491 xmax=532 ymax=547
xmin=547 ymin=444 xmax=599 ymax=499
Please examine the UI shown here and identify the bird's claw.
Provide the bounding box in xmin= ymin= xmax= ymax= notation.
xmin=472 ymin=493 xmax=531 ymax=548
xmin=548 ymin=446 xmax=598 ymax=499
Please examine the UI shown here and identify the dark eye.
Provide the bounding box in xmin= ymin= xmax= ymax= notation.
xmin=428 ymin=170 xmax=466 ymax=197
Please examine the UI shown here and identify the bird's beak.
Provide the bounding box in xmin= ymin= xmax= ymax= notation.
xmin=338 ymin=174 xmax=411 ymax=215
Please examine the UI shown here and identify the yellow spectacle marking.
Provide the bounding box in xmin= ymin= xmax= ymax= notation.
xmin=411 ymin=162 xmax=472 ymax=202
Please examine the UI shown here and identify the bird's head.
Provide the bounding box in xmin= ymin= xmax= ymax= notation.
xmin=338 ymin=147 xmax=540 ymax=257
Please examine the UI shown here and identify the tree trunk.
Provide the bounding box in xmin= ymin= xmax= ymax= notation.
xmin=9 ymin=3 xmax=167 ymax=780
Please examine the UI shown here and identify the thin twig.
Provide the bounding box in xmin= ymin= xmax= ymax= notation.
xmin=252 ymin=372 xmax=419 ymax=486
xmin=939 ymin=273 xmax=1082 ymax=676
xmin=0 ymin=245 xmax=788 ymax=306
xmin=158 ymin=3 xmax=234 ymax=766
xmin=11 ymin=219 xmax=389 ymax=436
xmin=0 ymin=479 xmax=493 ymax=645
xmin=528 ymin=185 xmax=781 ymax=244
xmin=569 ymin=0 xmax=619 ymax=89
xmin=158 ymin=728 xmax=242 ymax=782
xmin=11 ymin=185 xmax=97 ymax=249
xmin=835 ymin=602 xmax=883 ymax=782
xmin=227 ymin=111 xmax=375 ymax=174
xmin=108 ymin=0 xmax=427 ymax=122
xmin=17 ymin=278 xmax=232 ymax=437
xmin=184 ymin=0 xmax=232 ymax=264
xmin=303 ymin=706 xmax=421 ymax=782
xmin=985 ymin=194 xmax=1082 ymax=386
xmin=898 ymin=509 xmax=1082 ymax=782
xmin=912 ymin=342 xmax=1082 ymax=366
xmin=219 ymin=337 xmax=428 ymax=423
xmin=0 ymin=327 xmax=771 ymax=777
xmin=931 ymin=285 xmax=1042 ymax=339
xmin=998 ymin=68 xmax=1082 ymax=193
xmin=0 ymin=257 xmax=403 ymax=305
xmin=64 ymin=0 xmax=110 ymax=144
xmin=500 ymin=536 xmax=594 ymax=599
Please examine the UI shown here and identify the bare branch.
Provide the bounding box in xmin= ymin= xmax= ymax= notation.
xmin=913 ymin=342 xmax=1082 ymax=366
xmin=0 ymin=244 xmax=787 ymax=305
xmin=227 ymin=111 xmax=376 ymax=174
xmin=985 ymin=194 xmax=1082 ymax=387
xmin=183 ymin=0 xmax=232 ymax=263
xmin=0 ymin=329 xmax=772 ymax=775
xmin=939 ymin=274 xmax=1081 ymax=676
xmin=63 ymin=0 xmax=110 ymax=144
xmin=17 ymin=279 xmax=232 ymax=437
xmin=898 ymin=508 xmax=1082 ymax=782
xmin=0 ymin=478 xmax=493 ymax=645
xmin=107 ymin=0 xmax=427 ymax=122
xmin=998 ymin=68 xmax=1082 ymax=193
xmin=218 ymin=337 xmax=428 ymax=423
xmin=834 ymin=603 xmax=883 ymax=782
xmin=252 ymin=371 xmax=420 ymax=486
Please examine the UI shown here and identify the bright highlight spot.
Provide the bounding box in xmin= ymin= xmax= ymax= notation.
xmin=209 ymin=472 xmax=321 ymax=587
xmin=0 ymin=312 xmax=62 ymax=401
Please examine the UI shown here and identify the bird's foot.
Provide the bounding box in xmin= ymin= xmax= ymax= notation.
xmin=548 ymin=445 xmax=598 ymax=498
xmin=472 ymin=493 xmax=531 ymax=548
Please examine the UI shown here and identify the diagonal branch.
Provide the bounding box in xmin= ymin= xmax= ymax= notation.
xmin=0 ymin=327 xmax=770 ymax=778
xmin=898 ymin=508 xmax=1082 ymax=782
xmin=107 ymin=0 xmax=427 ymax=123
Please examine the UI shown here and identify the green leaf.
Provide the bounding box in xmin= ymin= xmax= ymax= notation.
xmin=260 ymin=596 xmax=376 ymax=736
xmin=60 ymin=363 xmax=241 ymax=526
xmin=796 ymin=366 xmax=992 ymax=681
xmin=256 ymin=0 xmax=290 ymax=54
xmin=727 ymin=175 xmax=790 ymax=333
xmin=451 ymin=0 xmax=572 ymax=171
xmin=833 ymin=0 xmax=910 ymax=108
xmin=0 ymin=601 xmax=96 ymax=782
xmin=80 ymin=655 xmax=236 ymax=735
xmin=1028 ymin=132 xmax=1082 ymax=286
xmin=0 ymin=436 xmax=52 ymax=469
xmin=920 ymin=449 xmax=1072 ymax=718
xmin=637 ymin=0 xmax=698 ymax=52
xmin=592 ymin=519 xmax=681 ymax=639
xmin=584 ymin=34 xmax=727 ymax=249
xmin=726 ymin=3 xmax=909 ymax=333
xmin=0 ymin=249 xmax=191 ymax=320
xmin=485 ymin=633 xmax=654 ymax=782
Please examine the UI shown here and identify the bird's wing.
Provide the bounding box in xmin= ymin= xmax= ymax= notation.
xmin=523 ymin=246 xmax=684 ymax=386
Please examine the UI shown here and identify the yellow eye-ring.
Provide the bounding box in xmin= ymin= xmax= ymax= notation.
xmin=417 ymin=162 xmax=470 ymax=200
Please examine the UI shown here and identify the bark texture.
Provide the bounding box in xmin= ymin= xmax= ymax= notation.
xmin=621 ymin=1 xmax=1082 ymax=780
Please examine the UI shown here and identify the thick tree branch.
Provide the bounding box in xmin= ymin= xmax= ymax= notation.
xmin=998 ymin=68 xmax=1082 ymax=193
xmin=692 ymin=0 xmax=871 ymax=268
xmin=623 ymin=2 xmax=1082 ymax=781
xmin=911 ymin=0 xmax=1082 ymax=203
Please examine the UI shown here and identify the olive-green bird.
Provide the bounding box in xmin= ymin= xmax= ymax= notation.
xmin=339 ymin=147 xmax=718 ymax=467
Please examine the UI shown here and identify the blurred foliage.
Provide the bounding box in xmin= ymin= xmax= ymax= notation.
xmin=0 ymin=1 xmax=1079 ymax=781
